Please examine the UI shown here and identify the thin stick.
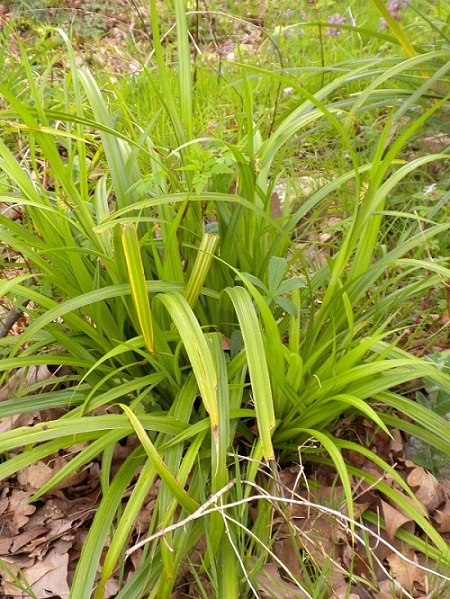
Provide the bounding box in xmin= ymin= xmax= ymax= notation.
xmin=0 ymin=304 xmax=27 ymax=338
xmin=126 ymin=479 xmax=235 ymax=557
xmin=127 ymin=478 xmax=450 ymax=587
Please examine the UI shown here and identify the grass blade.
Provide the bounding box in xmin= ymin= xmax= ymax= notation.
xmin=224 ymin=286 xmax=276 ymax=461
xmin=121 ymin=223 xmax=154 ymax=354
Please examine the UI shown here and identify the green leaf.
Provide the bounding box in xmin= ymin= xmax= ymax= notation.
xmin=183 ymin=232 xmax=219 ymax=308
xmin=121 ymin=223 xmax=154 ymax=354
xmin=224 ymin=286 xmax=276 ymax=461
xmin=156 ymin=292 xmax=219 ymax=452
xmin=120 ymin=403 xmax=199 ymax=514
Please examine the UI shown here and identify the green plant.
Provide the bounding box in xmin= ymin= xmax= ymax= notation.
xmin=0 ymin=2 xmax=450 ymax=597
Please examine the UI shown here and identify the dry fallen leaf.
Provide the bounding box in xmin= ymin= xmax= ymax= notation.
xmin=380 ymin=500 xmax=415 ymax=542
xmin=434 ymin=498 xmax=450 ymax=533
xmin=389 ymin=428 xmax=404 ymax=455
xmin=386 ymin=548 xmax=425 ymax=593
xmin=333 ymin=589 xmax=361 ymax=599
xmin=23 ymin=540 xmax=71 ymax=599
xmin=0 ymin=410 xmax=40 ymax=434
xmin=10 ymin=526 xmax=48 ymax=554
xmin=255 ymin=561 xmax=310 ymax=599
xmin=406 ymin=466 xmax=445 ymax=513
xmin=376 ymin=579 xmax=401 ymax=598
xmin=0 ymin=555 xmax=35 ymax=597
xmin=0 ymin=365 xmax=55 ymax=401
xmin=16 ymin=460 xmax=54 ymax=491
xmin=6 ymin=489 xmax=37 ymax=535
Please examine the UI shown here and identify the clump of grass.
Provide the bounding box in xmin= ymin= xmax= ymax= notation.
xmin=0 ymin=1 xmax=449 ymax=597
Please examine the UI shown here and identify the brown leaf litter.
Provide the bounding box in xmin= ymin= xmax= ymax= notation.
xmin=257 ymin=429 xmax=450 ymax=599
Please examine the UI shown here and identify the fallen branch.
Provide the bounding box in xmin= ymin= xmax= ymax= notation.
xmin=0 ymin=304 xmax=26 ymax=338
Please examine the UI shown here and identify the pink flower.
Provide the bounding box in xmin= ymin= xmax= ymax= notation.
xmin=326 ymin=13 xmax=345 ymax=36
xmin=380 ymin=0 xmax=407 ymax=28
